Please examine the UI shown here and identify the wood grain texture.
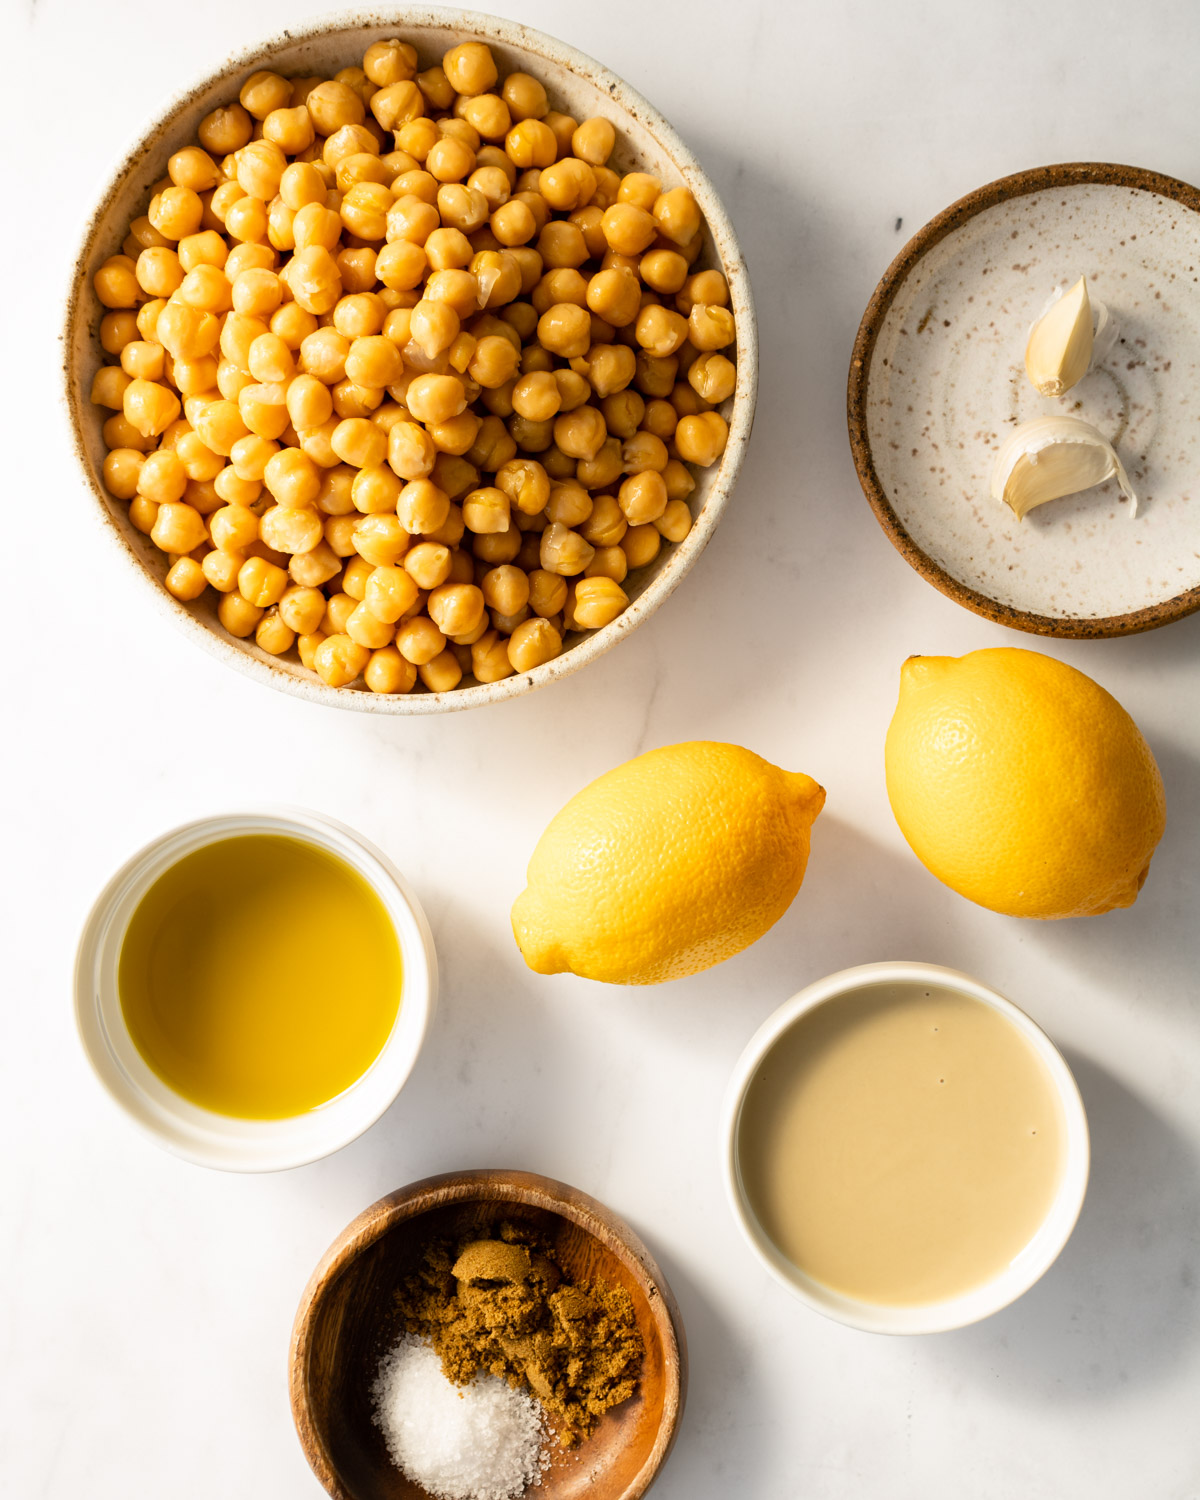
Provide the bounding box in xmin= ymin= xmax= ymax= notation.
xmin=290 ymin=1170 xmax=687 ymax=1500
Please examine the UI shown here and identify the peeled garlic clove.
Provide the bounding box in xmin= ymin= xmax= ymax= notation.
xmin=1025 ymin=276 xmax=1093 ymax=397
xmin=991 ymin=415 xmax=1138 ymax=521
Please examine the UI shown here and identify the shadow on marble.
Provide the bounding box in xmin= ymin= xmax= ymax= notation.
xmin=603 ymin=815 xmax=981 ymax=1068
xmin=640 ymin=1241 xmax=774 ymax=1498
xmin=935 ymin=1051 xmax=1200 ymax=1401
xmin=1023 ymin=736 xmax=1200 ymax=1018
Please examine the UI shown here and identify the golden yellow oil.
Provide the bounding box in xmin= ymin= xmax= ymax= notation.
xmin=118 ymin=833 xmax=402 ymax=1119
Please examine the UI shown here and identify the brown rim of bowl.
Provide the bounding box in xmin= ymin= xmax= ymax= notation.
xmin=847 ymin=160 xmax=1200 ymax=639
xmin=288 ymin=1168 xmax=687 ymax=1500
xmin=61 ymin=7 xmax=758 ymax=714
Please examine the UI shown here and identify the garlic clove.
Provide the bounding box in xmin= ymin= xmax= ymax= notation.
xmin=991 ymin=415 xmax=1138 ymax=521
xmin=1024 ymin=276 xmax=1093 ymax=397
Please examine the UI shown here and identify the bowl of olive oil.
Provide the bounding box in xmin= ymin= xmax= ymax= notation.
xmin=75 ymin=810 xmax=436 ymax=1171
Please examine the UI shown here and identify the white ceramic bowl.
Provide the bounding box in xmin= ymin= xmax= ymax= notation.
xmin=74 ymin=809 xmax=437 ymax=1172
xmin=721 ymin=962 xmax=1089 ymax=1334
xmin=63 ymin=8 xmax=758 ymax=714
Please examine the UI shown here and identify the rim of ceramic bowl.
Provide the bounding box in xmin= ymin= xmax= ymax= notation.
xmin=289 ymin=1168 xmax=687 ymax=1500
xmin=847 ymin=160 xmax=1200 ymax=639
xmin=720 ymin=961 xmax=1090 ymax=1335
xmin=61 ymin=7 xmax=758 ymax=714
xmin=73 ymin=808 xmax=437 ymax=1171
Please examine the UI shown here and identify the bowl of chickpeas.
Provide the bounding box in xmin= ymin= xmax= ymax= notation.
xmin=66 ymin=9 xmax=756 ymax=710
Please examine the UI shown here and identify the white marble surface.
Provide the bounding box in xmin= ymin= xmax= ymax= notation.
xmin=4 ymin=1 xmax=1200 ymax=1496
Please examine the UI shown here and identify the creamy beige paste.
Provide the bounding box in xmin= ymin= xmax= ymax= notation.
xmin=738 ymin=984 xmax=1065 ymax=1305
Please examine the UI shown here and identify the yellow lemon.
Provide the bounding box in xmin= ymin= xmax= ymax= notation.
xmin=885 ymin=648 xmax=1165 ymax=919
xmin=512 ymin=742 xmax=825 ymax=985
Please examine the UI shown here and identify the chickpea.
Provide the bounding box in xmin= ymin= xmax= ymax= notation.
xmin=618 ymin=172 xmax=661 ymax=213
xmin=260 ymin=502 xmax=323 ymax=554
xmin=576 ymin=437 xmax=622 ymax=491
xmin=323 ymin=593 xmax=358 ymax=635
xmin=675 ymin=411 xmax=729 ymax=467
xmin=573 ymin=574 xmax=629 ymax=629
xmin=622 ymin=431 xmax=669 ymax=474
xmin=637 ymin=249 xmax=687 ymax=297
xmin=635 ymin=304 xmax=690 ymax=359
xmin=618 ymin=470 xmax=669 ymax=525
xmin=163 ymin=555 xmax=207 ymax=602
xmin=365 ymin=645 xmax=417 ymax=693
xmin=240 ymin=70 xmax=291 ymax=120
xmin=427 ymin=582 xmax=485 ymax=637
xmin=297 ymin=631 xmax=326 ymax=670
xmin=91 ymin=366 xmax=132 ymax=409
xmin=100 ymin=309 xmax=140 ymax=355
xmin=363 ymin=38 xmax=417 ymax=87
xmin=314 ymin=633 xmax=370 ymax=686
xmin=277 ymin=585 xmax=326 ymax=641
xmin=396 ymin=614 xmax=446 ymax=664
xmin=536 ymin=303 xmax=591 ymax=360
xmin=290 ymin=541 xmax=341 ymax=588
xmin=499 ymin=69 xmax=546 ymax=122
xmin=204 ymin=549 xmax=248 ymax=596
xmin=217 ymin=589 xmax=264 ymax=636
xmin=285 ymin=245 xmax=341 ymax=315
xmin=305 ymin=79 xmax=365 ymax=136
xmin=539 ymin=521 xmax=594 ymax=576
xmin=344 ymin=600 xmax=393 ymax=649
xmin=586 ymin=266 xmax=641 ymax=328
xmin=236 ymin=554 xmax=288 ymax=607
xmin=135 ymin=246 xmax=183 ymax=299
xmin=149 ymin=499 xmax=206 ymax=554
xmin=402 ymin=540 xmax=452 ymax=589
xmin=136 ymin=448 xmax=188 ymax=504
xmin=600 ymin=202 xmax=657 ymax=257
xmin=343 ymin=334 xmax=402 ymax=387
xmin=493 ymin=457 xmax=549 ymax=517
xmin=103 ymin=448 xmax=144 ymax=499
xmin=329 ymin=416 xmax=386 ymax=469
xmin=479 ymin=563 xmax=530 ymax=616
xmin=409 ymin=297 xmax=460 ymax=358
xmin=441 ymin=40 xmax=496 ymax=94
xmin=436 ymin=184 xmax=490 ymax=235
xmin=388 ymin=421 xmax=438 ymax=481
xmin=505 ymin=118 xmax=557 ymax=170
xmin=362 ymin=564 xmax=419 ymax=623
xmin=395 ymin=478 xmax=449 ymax=535
xmin=462 ymin=486 xmax=510 ymax=534
xmin=124 ymin=379 xmax=181 ymax=438
xmin=370 ymin=241 xmax=426 ymax=295
xmin=652 ymin=186 xmax=702 ymax=246
xmin=418 ymin=648 xmax=462 ymax=692
xmin=634 ymin=351 xmax=678 ymax=399
xmin=554 ymin=407 xmax=607 ymax=462
xmin=406 ymin=373 xmax=468 ymax=424
xmin=93 ymin=255 xmax=141 ymax=309
xmin=687 ymin=351 xmax=737 ymax=405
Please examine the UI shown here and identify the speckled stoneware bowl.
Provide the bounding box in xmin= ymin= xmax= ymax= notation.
xmin=848 ymin=163 xmax=1200 ymax=637
xmin=63 ymin=7 xmax=757 ymax=713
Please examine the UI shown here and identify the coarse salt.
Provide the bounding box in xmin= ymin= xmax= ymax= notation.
xmin=372 ymin=1335 xmax=547 ymax=1500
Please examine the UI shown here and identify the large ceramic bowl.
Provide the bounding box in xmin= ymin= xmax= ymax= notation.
xmin=848 ymin=162 xmax=1200 ymax=637
xmin=63 ymin=8 xmax=757 ymax=713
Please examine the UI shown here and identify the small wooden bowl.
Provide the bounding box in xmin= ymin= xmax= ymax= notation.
xmin=290 ymin=1170 xmax=687 ymax=1500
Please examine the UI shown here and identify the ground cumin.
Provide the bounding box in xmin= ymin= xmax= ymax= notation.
xmin=392 ymin=1220 xmax=644 ymax=1446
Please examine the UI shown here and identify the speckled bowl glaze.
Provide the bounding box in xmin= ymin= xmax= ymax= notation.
xmin=63 ymin=8 xmax=757 ymax=713
xmin=848 ymin=163 xmax=1200 ymax=637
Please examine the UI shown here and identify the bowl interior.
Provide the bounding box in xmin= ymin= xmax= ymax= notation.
xmin=66 ymin=10 xmax=756 ymax=712
xmin=848 ymin=164 xmax=1200 ymax=637
xmin=293 ymin=1180 xmax=683 ymax=1500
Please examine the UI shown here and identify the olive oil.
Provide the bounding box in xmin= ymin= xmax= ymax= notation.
xmin=118 ymin=834 xmax=402 ymax=1120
